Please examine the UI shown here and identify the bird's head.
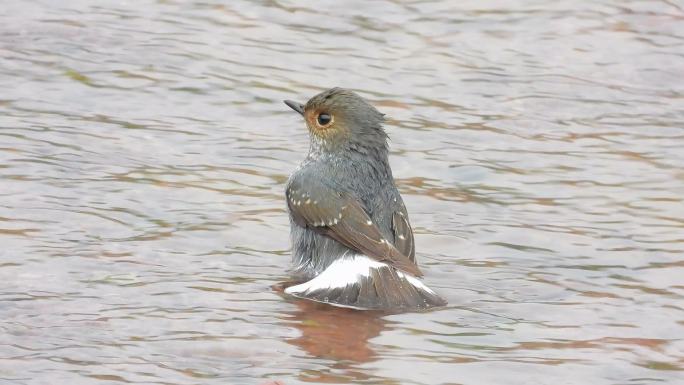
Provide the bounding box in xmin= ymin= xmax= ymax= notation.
xmin=284 ymin=88 xmax=387 ymax=154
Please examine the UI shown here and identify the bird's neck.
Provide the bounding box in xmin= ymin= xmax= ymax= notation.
xmin=307 ymin=139 xmax=393 ymax=188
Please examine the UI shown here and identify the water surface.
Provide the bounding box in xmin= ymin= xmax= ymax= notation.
xmin=1 ymin=1 xmax=683 ymax=384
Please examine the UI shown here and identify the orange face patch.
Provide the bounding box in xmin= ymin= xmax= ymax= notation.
xmin=305 ymin=109 xmax=335 ymax=134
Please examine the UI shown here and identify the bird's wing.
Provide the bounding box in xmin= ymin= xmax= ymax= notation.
xmin=286 ymin=178 xmax=422 ymax=277
xmin=392 ymin=206 xmax=416 ymax=263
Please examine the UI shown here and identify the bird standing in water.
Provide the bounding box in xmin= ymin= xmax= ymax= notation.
xmin=282 ymin=88 xmax=446 ymax=310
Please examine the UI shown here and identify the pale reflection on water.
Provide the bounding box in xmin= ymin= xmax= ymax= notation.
xmin=1 ymin=0 xmax=683 ymax=384
xmin=283 ymin=297 xmax=388 ymax=383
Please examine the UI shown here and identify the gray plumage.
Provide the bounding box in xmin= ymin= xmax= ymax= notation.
xmin=283 ymin=88 xmax=446 ymax=310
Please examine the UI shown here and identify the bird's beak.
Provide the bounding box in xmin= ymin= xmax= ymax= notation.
xmin=284 ymin=100 xmax=305 ymax=116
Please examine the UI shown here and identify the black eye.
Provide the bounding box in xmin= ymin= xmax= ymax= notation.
xmin=317 ymin=113 xmax=331 ymax=126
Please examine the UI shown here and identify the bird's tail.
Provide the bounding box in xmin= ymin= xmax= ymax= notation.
xmin=284 ymin=254 xmax=446 ymax=310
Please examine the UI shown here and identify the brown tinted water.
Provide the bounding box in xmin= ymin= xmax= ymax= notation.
xmin=1 ymin=1 xmax=683 ymax=384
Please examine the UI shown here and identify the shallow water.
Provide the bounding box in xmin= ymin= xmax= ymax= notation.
xmin=1 ymin=1 xmax=683 ymax=384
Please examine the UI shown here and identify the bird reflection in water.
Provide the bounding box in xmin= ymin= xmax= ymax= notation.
xmin=286 ymin=299 xmax=387 ymax=362
xmin=274 ymin=282 xmax=390 ymax=382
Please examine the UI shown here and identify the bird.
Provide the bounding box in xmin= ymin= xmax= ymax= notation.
xmin=282 ymin=87 xmax=447 ymax=310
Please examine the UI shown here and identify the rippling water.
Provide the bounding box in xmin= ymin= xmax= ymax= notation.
xmin=1 ymin=1 xmax=683 ymax=384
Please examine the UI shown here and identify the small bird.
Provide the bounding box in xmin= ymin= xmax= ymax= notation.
xmin=282 ymin=88 xmax=446 ymax=310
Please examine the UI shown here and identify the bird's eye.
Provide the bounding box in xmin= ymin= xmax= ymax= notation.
xmin=317 ymin=113 xmax=332 ymax=126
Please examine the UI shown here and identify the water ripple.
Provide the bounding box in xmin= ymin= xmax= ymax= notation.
xmin=1 ymin=1 xmax=683 ymax=385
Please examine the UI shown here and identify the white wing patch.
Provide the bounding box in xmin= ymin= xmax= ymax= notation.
xmin=285 ymin=254 xmax=436 ymax=296
xmin=396 ymin=270 xmax=436 ymax=295
xmin=285 ymin=255 xmax=385 ymax=294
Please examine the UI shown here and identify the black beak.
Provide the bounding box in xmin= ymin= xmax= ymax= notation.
xmin=284 ymin=100 xmax=305 ymax=116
